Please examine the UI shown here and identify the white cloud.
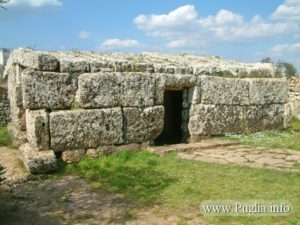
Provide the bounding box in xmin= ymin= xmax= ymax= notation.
xmin=79 ymin=31 xmax=91 ymax=39
xmin=269 ymin=43 xmax=300 ymax=56
xmin=101 ymin=39 xmax=141 ymax=48
xmin=134 ymin=5 xmax=198 ymax=29
xmin=7 ymin=0 xmax=62 ymax=8
xmin=134 ymin=5 xmax=299 ymax=49
xmin=271 ymin=0 xmax=300 ymax=22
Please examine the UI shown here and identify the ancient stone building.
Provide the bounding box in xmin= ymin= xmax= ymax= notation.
xmin=3 ymin=49 xmax=289 ymax=173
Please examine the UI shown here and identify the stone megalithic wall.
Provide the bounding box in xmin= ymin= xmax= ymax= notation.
xmin=0 ymin=83 xmax=10 ymax=127
xmin=3 ymin=49 xmax=289 ymax=173
xmin=288 ymin=77 xmax=300 ymax=119
xmin=188 ymin=76 xmax=289 ymax=142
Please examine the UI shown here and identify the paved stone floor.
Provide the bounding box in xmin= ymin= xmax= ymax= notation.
xmin=177 ymin=144 xmax=300 ymax=173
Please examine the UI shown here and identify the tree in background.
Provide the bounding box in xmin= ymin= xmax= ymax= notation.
xmin=275 ymin=61 xmax=298 ymax=79
xmin=0 ymin=0 xmax=9 ymax=10
xmin=261 ymin=58 xmax=298 ymax=78
xmin=261 ymin=57 xmax=272 ymax=63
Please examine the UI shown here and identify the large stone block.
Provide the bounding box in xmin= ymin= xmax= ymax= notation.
xmin=50 ymin=108 xmax=123 ymax=151
xmin=244 ymin=104 xmax=284 ymax=132
xmin=26 ymin=109 xmax=49 ymax=150
xmin=19 ymin=143 xmax=57 ymax=174
xmin=284 ymin=103 xmax=293 ymax=128
xmin=76 ymin=73 xmax=121 ymax=108
xmin=6 ymin=65 xmax=23 ymax=108
xmin=154 ymin=75 xmax=165 ymax=105
xmin=22 ymin=70 xmax=77 ymax=110
xmin=198 ymin=76 xmax=249 ymax=105
xmin=9 ymin=101 xmax=26 ymax=132
xmin=123 ymin=106 xmax=164 ymax=143
xmin=188 ymin=104 xmax=244 ymax=139
xmin=164 ymin=74 xmax=197 ymax=90
xmin=248 ymin=79 xmax=288 ymax=105
xmin=6 ymin=49 xmax=59 ymax=72
xmin=290 ymin=97 xmax=300 ymax=118
xmin=60 ymin=58 xmax=90 ymax=73
xmin=61 ymin=150 xmax=86 ymax=163
xmin=120 ymin=74 xmax=156 ymax=107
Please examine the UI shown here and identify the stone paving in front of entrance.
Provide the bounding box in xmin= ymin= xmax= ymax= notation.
xmin=147 ymin=140 xmax=300 ymax=173
xmin=177 ymin=144 xmax=300 ymax=173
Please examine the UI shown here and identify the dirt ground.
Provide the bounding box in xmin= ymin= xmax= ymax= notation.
xmin=0 ymin=147 xmax=205 ymax=225
xmin=2 ymin=142 xmax=300 ymax=225
xmin=0 ymin=175 xmax=205 ymax=225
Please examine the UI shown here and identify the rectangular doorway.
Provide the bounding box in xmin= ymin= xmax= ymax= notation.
xmin=154 ymin=90 xmax=183 ymax=145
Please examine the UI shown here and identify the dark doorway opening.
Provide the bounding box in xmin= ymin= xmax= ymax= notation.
xmin=154 ymin=90 xmax=183 ymax=145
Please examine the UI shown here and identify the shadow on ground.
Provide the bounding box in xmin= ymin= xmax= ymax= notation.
xmin=0 ymin=176 xmax=140 ymax=225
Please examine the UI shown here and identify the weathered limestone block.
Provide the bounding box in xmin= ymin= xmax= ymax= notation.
xmin=6 ymin=49 xmax=59 ymax=72
xmin=50 ymin=108 xmax=123 ymax=151
xmin=19 ymin=143 xmax=57 ymax=174
xmin=60 ymin=58 xmax=90 ymax=73
xmin=6 ymin=64 xmax=24 ymax=107
xmin=123 ymin=106 xmax=164 ymax=143
xmin=248 ymin=79 xmax=288 ymax=105
xmin=9 ymin=105 xmax=26 ymax=132
xmin=164 ymin=74 xmax=197 ymax=90
xmin=290 ymin=97 xmax=300 ymax=118
xmin=6 ymin=65 xmax=26 ymax=134
xmin=86 ymin=146 xmax=118 ymax=158
xmin=26 ymin=109 xmax=49 ymax=150
xmin=0 ymin=65 xmax=4 ymax=80
xmin=0 ymin=85 xmax=10 ymax=127
xmin=116 ymin=143 xmax=140 ymax=152
xmin=198 ymin=76 xmax=249 ymax=105
xmin=188 ymin=104 xmax=244 ymax=140
xmin=154 ymin=75 xmax=165 ymax=105
xmin=155 ymin=74 xmax=197 ymax=105
xmin=22 ymin=70 xmax=77 ymax=110
xmin=284 ymin=103 xmax=293 ymax=128
xmin=76 ymin=73 xmax=121 ymax=108
xmin=90 ymin=61 xmax=110 ymax=73
xmin=86 ymin=149 xmax=101 ymax=158
xmin=120 ymin=74 xmax=156 ymax=107
xmin=244 ymin=104 xmax=284 ymax=132
xmin=7 ymin=124 xmax=27 ymax=145
xmin=61 ymin=150 xmax=86 ymax=163
xmin=14 ymin=85 xmax=23 ymax=107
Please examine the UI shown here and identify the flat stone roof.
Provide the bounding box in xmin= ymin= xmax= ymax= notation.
xmin=4 ymin=48 xmax=275 ymax=78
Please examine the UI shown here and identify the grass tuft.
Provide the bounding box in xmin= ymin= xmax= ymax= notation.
xmin=0 ymin=127 xmax=12 ymax=147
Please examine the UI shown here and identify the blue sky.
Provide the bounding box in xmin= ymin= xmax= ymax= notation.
xmin=0 ymin=0 xmax=299 ymax=71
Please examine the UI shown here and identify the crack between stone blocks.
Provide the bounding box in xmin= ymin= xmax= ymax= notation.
xmin=46 ymin=111 xmax=51 ymax=151
xmin=120 ymin=106 xmax=127 ymax=144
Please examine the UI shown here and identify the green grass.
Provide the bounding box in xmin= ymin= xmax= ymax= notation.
xmin=56 ymin=151 xmax=300 ymax=225
xmin=218 ymin=117 xmax=300 ymax=151
xmin=0 ymin=127 xmax=12 ymax=147
xmin=290 ymin=117 xmax=300 ymax=132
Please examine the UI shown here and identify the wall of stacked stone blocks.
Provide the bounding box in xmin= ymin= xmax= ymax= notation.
xmin=0 ymin=84 xmax=10 ymax=127
xmin=3 ymin=49 xmax=290 ymax=173
xmin=288 ymin=77 xmax=300 ymax=119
